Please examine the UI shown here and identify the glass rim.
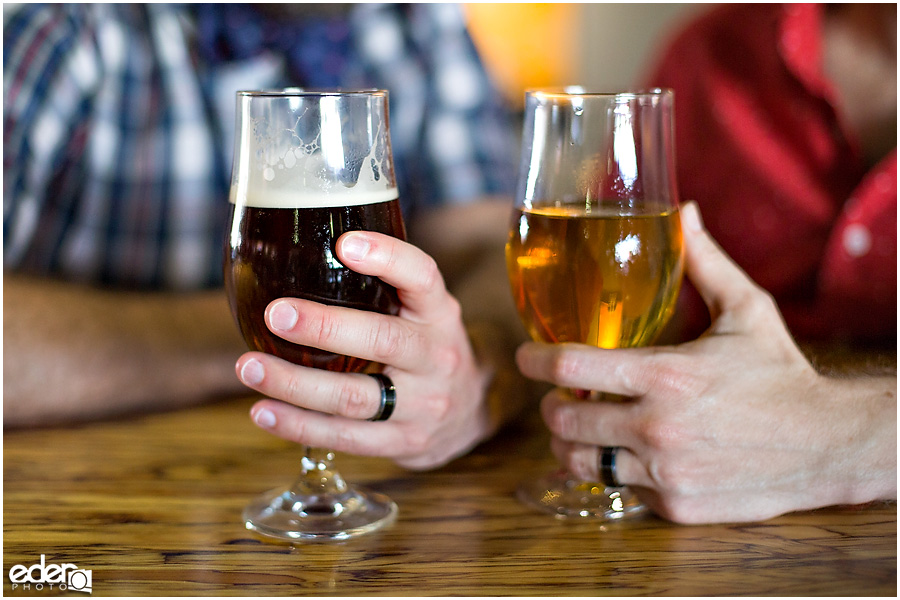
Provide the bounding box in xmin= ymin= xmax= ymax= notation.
xmin=236 ymin=88 xmax=388 ymax=98
xmin=526 ymin=87 xmax=672 ymax=100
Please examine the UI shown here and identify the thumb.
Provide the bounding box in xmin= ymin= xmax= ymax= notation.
xmin=680 ymin=201 xmax=774 ymax=332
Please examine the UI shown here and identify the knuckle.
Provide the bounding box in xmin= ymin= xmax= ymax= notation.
xmin=309 ymin=310 xmax=342 ymax=347
xmin=442 ymin=294 xmax=462 ymax=322
xmin=546 ymin=404 xmax=574 ymax=437
xmin=568 ymin=447 xmax=594 ymax=480
xmin=432 ymin=343 xmax=464 ymax=376
xmin=413 ymin=255 xmax=444 ymax=294
xmin=647 ymin=457 xmax=695 ymax=497
xmin=639 ymin=416 xmax=688 ymax=450
xmin=644 ymin=354 xmax=702 ymax=397
xmin=549 ymin=347 xmax=586 ymax=384
xmin=381 ymin=240 xmax=401 ymax=272
xmin=755 ymin=287 xmax=780 ymax=314
xmin=369 ymin=319 xmax=408 ymax=361
xmin=336 ymin=380 xmax=372 ymax=418
xmin=332 ymin=424 xmax=360 ymax=453
xmin=731 ymin=285 xmax=778 ymax=321
xmin=402 ymin=428 xmax=431 ymax=455
xmin=283 ymin=414 xmax=311 ymax=445
xmin=283 ymin=372 xmax=306 ymax=404
xmin=425 ymin=394 xmax=452 ymax=422
xmin=613 ymin=360 xmax=639 ymax=394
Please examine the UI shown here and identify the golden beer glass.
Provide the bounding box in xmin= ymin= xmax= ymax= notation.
xmin=506 ymin=89 xmax=684 ymax=519
xmin=225 ymin=90 xmax=404 ymax=540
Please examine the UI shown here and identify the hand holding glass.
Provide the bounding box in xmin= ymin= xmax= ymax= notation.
xmin=506 ymin=89 xmax=684 ymax=519
xmin=225 ymin=90 xmax=405 ymax=541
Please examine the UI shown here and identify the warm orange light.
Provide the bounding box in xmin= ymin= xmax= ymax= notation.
xmin=592 ymin=297 xmax=623 ymax=350
xmin=464 ymin=3 xmax=579 ymax=108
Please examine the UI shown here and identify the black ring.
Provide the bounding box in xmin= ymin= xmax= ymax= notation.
xmin=598 ymin=446 xmax=622 ymax=488
xmin=367 ymin=373 xmax=396 ymax=422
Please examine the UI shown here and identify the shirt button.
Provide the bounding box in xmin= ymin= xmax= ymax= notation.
xmin=843 ymin=223 xmax=872 ymax=258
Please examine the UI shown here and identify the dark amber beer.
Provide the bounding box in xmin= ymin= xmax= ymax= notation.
xmin=224 ymin=189 xmax=406 ymax=372
xmin=506 ymin=205 xmax=683 ymax=349
xmin=231 ymin=89 xmax=402 ymax=541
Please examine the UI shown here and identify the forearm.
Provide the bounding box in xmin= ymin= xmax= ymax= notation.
xmin=3 ymin=274 xmax=247 ymax=427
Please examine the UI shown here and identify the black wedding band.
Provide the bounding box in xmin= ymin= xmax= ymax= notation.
xmin=367 ymin=373 xmax=396 ymax=422
xmin=598 ymin=446 xmax=623 ymax=488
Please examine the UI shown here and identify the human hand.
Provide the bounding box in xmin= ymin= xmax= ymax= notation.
xmin=515 ymin=201 xmax=897 ymax=523
xmin=234 ymin=231 xmax=493 ymax=470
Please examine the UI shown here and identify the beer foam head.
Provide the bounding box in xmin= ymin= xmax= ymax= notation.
xmin=234 ymin=187 xmax=398 ymax=209
xmin=231 ymin=96 xmax=397 ymax=208
xmin=232 ymin=146 xmax=398 ymax=207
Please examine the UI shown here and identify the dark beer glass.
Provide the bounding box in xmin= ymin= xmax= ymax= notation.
xmin=506 ymin=89 xmax=684 ymax=520
xmin=225 ymin=90 xmax=404 ymax=541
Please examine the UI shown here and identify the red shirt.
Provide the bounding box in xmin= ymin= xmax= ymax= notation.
xmin=646 ymin=3 xmax=896 ymax=345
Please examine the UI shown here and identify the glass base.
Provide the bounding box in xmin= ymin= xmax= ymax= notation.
xmin=517 ymin=468 xmax=647 ymax=520
xmin=243 ymin=486 xmax=398 ymax=542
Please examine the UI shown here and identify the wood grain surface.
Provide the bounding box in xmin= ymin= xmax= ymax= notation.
xmin=4 ymin=381 xmax=896 ymax=596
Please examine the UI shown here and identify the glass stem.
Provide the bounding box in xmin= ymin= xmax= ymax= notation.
xmin=289 ymin=446 xmax=348 ymax=496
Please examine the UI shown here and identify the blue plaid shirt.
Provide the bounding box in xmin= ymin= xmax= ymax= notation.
xmin=4 ymin=3 xmax=516 ymax=290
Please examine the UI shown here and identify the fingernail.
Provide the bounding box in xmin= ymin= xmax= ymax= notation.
xmin=254 ymin=408 xmax=276 ymax=429
xmin=269 ymin=301 xmax=298 ymax=331
xmin=240 ymin=358 xmax=265 ymax=386
xmin=681 ymin=201 xmax=703 ymax=232
xmin=341 ymin=235 xmax=370 ymax=261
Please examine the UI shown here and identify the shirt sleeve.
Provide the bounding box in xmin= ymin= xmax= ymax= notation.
xmin=3 ymin=4 xmax=102 ymax=272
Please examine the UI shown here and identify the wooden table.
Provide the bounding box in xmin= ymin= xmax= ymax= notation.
xmin=4 ymin=384 xmax=896 ymax=596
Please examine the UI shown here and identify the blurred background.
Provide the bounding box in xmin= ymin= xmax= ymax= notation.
xmin=1 ymin=3 xmax=704 ymax=107
xmin=465 ymin=3 xmax=705 ymax=108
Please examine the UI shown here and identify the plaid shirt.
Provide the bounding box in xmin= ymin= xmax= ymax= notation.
xmin=4 ymin=3 xmax=516 ymax=290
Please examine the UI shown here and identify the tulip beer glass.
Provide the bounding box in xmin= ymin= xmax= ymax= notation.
xmin=506 ymin=89 xmax=684 ymax=519
xmin=225 ymin=90 xmax=405 ymax=540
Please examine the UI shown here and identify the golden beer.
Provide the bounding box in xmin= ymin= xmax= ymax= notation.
xmin=506 ymin=205 xmax=683 ymax=349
